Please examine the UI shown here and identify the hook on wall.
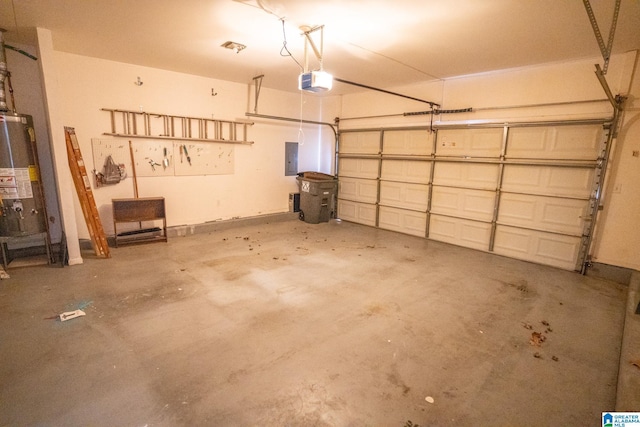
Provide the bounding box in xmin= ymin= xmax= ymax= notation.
xmin=211 ymin=88 xmax=218 ymax=97
xmin=134 ymin=76 xmax=143 ymax=86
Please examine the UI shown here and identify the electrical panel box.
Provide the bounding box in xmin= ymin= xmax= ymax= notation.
xmin=285 ymin=142 xmax=298 ymax=176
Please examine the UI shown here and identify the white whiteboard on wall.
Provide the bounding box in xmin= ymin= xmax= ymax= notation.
xmin=92 ymin=139 xmax=234 ymax=177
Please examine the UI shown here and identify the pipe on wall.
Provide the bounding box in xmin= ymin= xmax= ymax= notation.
xmin=0 ymin=28 xmax=9 ymax=111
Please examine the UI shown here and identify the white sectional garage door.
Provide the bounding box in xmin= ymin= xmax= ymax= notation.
xmin=337 ymin=121 xmax=610 ymax=271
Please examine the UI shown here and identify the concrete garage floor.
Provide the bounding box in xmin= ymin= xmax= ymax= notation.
xmin=0 ymin=219 xmax=628 ymax=426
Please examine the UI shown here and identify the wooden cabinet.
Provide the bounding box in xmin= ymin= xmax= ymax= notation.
xmin=112 ymin=197 xmax=167 ymax=246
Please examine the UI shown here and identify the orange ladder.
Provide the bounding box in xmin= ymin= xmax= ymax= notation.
xmin=64 ymin=127 xmax=110 ymax=258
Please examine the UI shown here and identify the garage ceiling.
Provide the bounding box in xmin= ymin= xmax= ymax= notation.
xmin=1 ymin=0 xmax=639 ymax=94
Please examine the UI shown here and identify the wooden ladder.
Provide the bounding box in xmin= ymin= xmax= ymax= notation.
xmin=64 ymin=127 xmax=110 ymax=258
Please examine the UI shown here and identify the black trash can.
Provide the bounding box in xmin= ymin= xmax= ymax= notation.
xmin=296 ymin=172 xmax=338 ymax=224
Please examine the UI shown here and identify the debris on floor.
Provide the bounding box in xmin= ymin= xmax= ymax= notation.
xmin=516 ymin=280 xmax=529 ymax=293
xmin=526 ymin=319 xmax=553 ymax=348
xmin=425 ymin=396 xmax=435 ymax=404
xmin=526 ymin=320 xmax=558 ymax=360
xmin=541 ymin=320 xmax=553 ymax=333
xmin=0 ymin=267 xmax=9 ymax=280
xmin=631 ymin=359 xmax=640 ymax=370
xmin=60 ymin=309 xmax=86 ymax=322
xmin=45 ymin=301 xmax=93 ymax=321
xmin=529 ymin=331 xmax=546 ymax=346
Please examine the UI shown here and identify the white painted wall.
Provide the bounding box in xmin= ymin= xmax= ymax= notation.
xmin=339 ymin=52 xmax=640 ymax=270
xmin=36 ymin=28 xmax=84 ymax=265
xmin=45 ymin=51 xmax=338 ymax=241
xmin=592 ymin=53 xmax=640 ymax=270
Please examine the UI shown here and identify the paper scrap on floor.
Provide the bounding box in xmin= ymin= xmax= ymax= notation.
xmin=59 ymin=309 xmax=86 ymax=322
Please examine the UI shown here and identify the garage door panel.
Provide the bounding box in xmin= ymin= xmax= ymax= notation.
xmin=433 ymin=163 xmax=499 ymax=190
xmin=338 ymin=158 xmax=379 ymax=179
xmin=546 ymin=168 xmax=594 ymax=197
xmin=498 ymin=193 xmax=586 ymax=235
xmin=493 ymin=225 xmax=580 ymax=270
xmin=339 ymin=177 xmax=378 ymax=204
xmin=429 ymin=215 xmax=491 ymax=250
xmin=502 ymin=165 xmax=594 ymax=198
xmin=434 ymin=163 xmax=500 ymax=188
xmin=383 ymin=129 xmax=432 ymax=155
xmin=542 ymin=203 xmax=585 ymax=230
xmin=507 ymin=125 xmax=601 ymax=160
xmin=337 ymin=200 xmax=376 ymax=226
xmin=436 ymin=128 xmax=503 ymax=157
xmin=431 ymin=187 xmax=495 ymax=221
xmin=338 ymin=123 xmax=606 ymax=272
xmin=339 ymin=131 xmax=381 ymax=154
xmin=379 ymin=181 xmax=429 ymax=210
xmin=381 ymin=160 xmax=431 ymax=183
xmin=498 ymin=197 xmax=536 ymax=221
xmin=379 ymin=206 xmax=426 ymax=237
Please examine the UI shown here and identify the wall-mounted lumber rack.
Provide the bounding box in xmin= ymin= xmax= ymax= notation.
xmin=101 ymin=108 xmax=254 ymax=145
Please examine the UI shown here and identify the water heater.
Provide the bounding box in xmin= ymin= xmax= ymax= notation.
xmin=0 ymin=112 xmax=48 ymax=237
